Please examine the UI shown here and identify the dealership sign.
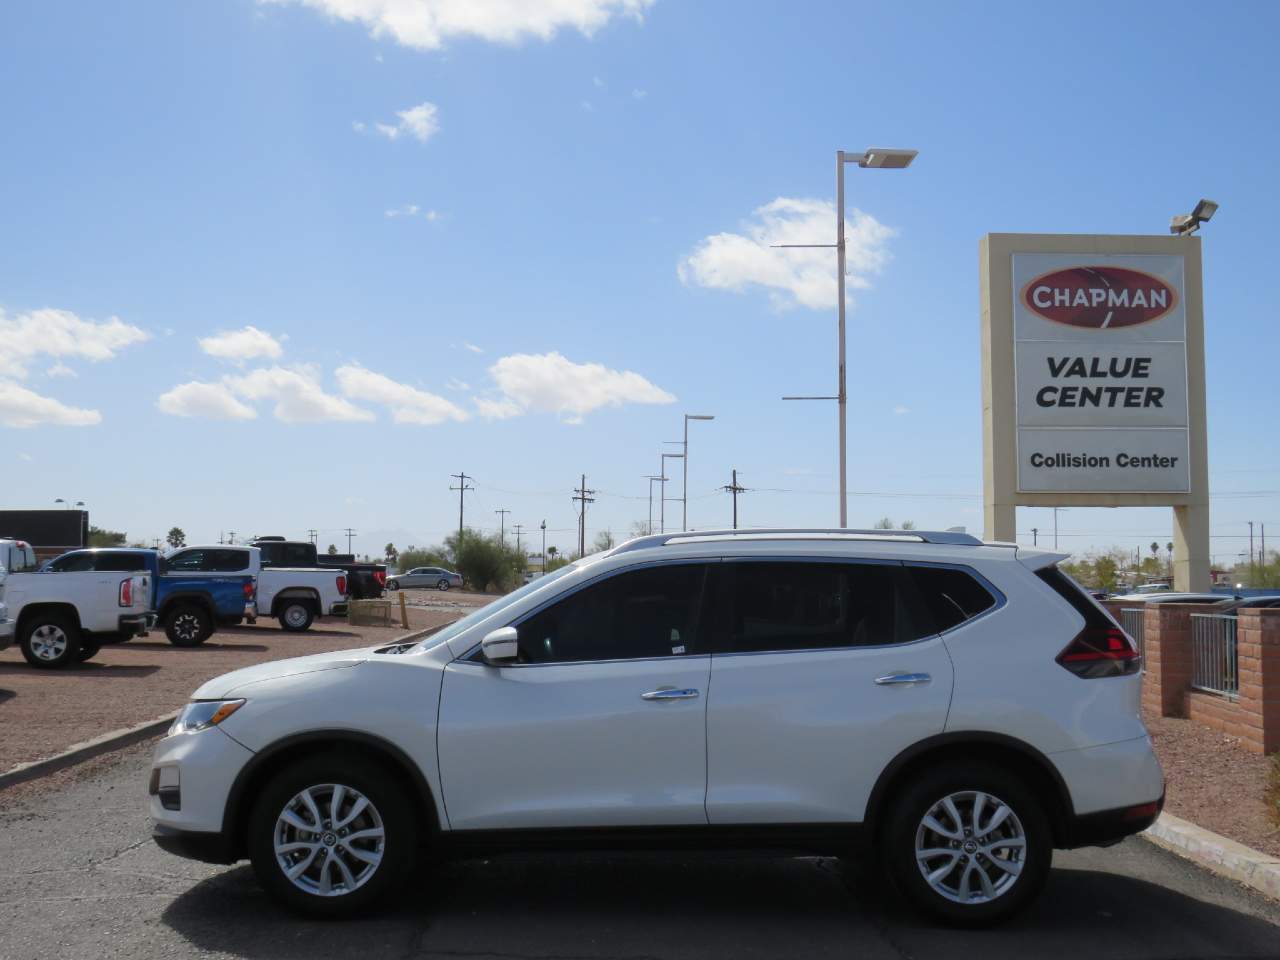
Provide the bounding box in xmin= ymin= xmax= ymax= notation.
xmin=1013 ymin=253 xmax=1190 ymax=493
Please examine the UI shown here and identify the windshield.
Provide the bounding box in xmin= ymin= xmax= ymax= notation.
xmin=412 ymin=563 xmax=580 ymax=652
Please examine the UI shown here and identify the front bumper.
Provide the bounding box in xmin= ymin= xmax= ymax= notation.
xmin=152 ymin=824 xmax=238 ymax=865
xmin=149 ymin=724 xmax=254 ymax=845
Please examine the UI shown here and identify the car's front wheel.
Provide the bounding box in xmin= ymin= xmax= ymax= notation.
xmin=883 ymin=763 xmax=1050 ymax=926
xmin=386 ymin=579 xmax=399 ymax=591
xmin=247 ymin=757 xmax=416 ymax=917
xmin=437 ymin=579 xmax=449 ymax=591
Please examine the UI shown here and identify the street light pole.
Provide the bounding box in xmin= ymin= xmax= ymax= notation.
xmin=540 ymin=520 xmax=546 ymax=575
xmin=645 ymin=476 xmax=664 ymax=535
xmin=682 ymin=414 xmax=715 ymax=532
xmin=661 ymin=451 xmax=683 ymax=534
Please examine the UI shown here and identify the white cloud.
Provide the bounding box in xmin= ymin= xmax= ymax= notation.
xmin=482 ymin=351 xmax=674 ymax=424
xmin=158 ymin=365 xmax=373 ymax=423
xmin=262 ymin=0 xmax=653 ymax=51
xmin=335 ymin=363 xmax=468 ymax=424
xmin=445 ymin=377 xmax=470 ymax=391
xmin=385 ymin=204 xmax=442 ymax=221
xmin=592 ymin=75 xmax=605 ymax=88
xmin=0 ymin=381 xmax=100 ymax=428
xmin=226 ymin=366 xmax=374 ymax=423
xmin=463 ymin=342 xmax=484 ymax=354
xmin=46 ymin=362 xmax=77 ymax=379
xmin=372 ymin=101 xmax=439 ymax=142
xmin=18 ymin=452 xmax=33 ymax=461
xmin=892 ymin=404 xmax=910 ymax=415
xmin=156 ymin=381 xmax=258 ymax=420
xmin=198 ymin=325 xmax=285 ymax=362
xmin=631 ymin=88 xmax=647 ymax=100
xmin=677 ymin=198 xmax=896 ymax=310
xmin=0 ymin=307 xmax=149 ymax=379
xmin=352 ymin=120 xmax=367 ymax=132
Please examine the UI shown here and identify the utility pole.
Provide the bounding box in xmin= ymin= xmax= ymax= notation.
xmin=1249 ymin=521 xmax=1256 ymax=584
xmin=228 ymin=531 xmax=236 ymax=545
xmin=450 ymin=472 xmax=474 ymax=542
xmin=1262 ymin=523 xmax=1267 ymax=578
xmin=512 ymin=523 xmax=524 ymax=555
xmin=572 ymin=475 xmax=595 ymax=558
xmin=307 ymin=528 xmax=317 ymax=545
xmin=344 ymin=528 xmax=356 ymax=553
xmin=540 ymin=520 xmax=547 ymax=575
xmin=661 ymin=451 xmax=683 ymax=534
xmin=219 ymin=531 xmax=224 ymax=545
xmin=1031 ymin=527 xmax=1038 ymax=546
xmin=722 ymin=469 xmax=746 ymax=529
xmin=494 ymin=508 xmax=510 ymax=545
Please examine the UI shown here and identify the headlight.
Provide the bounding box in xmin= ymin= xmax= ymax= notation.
xmin=169 ymin=699 xmax=245 ymax=736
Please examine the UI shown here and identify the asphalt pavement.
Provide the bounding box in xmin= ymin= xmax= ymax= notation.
xmin=3 ymin=741 xmax=1280 ymax=960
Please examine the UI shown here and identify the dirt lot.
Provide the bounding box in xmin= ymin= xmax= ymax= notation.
xmin=0 ymin=589 xmax=494 ymax=773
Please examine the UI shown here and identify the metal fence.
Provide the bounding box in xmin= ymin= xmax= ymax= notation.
xmin=1120 ymin=608 xmax=1145 ymax=660
xmin=1190 ymin=614 xmax=1239 ymax=700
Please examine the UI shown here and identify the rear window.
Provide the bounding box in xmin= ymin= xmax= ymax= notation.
xmin=907 ymin=565 xmax=998 ymax=633
xmin=1036 ymin=566 xmax=1114 ymax=627
xmin=95 ymin=552 xmax=150 ymax=572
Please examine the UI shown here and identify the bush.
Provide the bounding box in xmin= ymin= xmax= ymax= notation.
xmin=1267 ymin=753 xmax=1280 ymax=830
xmin=447 ymin=529 xmax=526 ymax=593
xmin=394 ymin=547 xmax=449 ymax=574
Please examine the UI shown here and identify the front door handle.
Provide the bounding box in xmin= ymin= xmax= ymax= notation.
xmin=874 ymin=672 xmax=931 ymax=686
xmin=641 ymin=688 xmax=700 ymax=701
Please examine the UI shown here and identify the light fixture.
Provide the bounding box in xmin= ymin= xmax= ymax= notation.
xmin=1170 ymin=198 xmax=1219 ymax=235
xmin=856 ymin=148 xmax=918 ymax=169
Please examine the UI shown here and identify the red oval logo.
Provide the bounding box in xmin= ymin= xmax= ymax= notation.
xmin=1021 ymin=266 xmax=1177 ymax=329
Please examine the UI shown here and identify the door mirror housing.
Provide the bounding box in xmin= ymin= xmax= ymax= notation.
xmin=481 ymin=626 xmax=519 ymax=664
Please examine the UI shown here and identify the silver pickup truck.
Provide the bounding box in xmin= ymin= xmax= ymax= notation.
xmin=0 ymin=538 xmax=155 ymax=668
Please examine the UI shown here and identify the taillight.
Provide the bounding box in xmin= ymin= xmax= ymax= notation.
xmin=1056 ymin=625 xmax=1140 ymax=678
xmin=119 ymin=579 xmax=133 ymax=607
xmin=337 ymin=575 xmax=347 ymax=595
xmin=243 ymin=581 xmax=256 ymax=600
xmin=374 ymin=570 xmax=386 ymax=586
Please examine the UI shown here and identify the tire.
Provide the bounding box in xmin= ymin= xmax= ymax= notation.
xmin=165 ymin=604 xmax=213 ymax=647
xmin=247 ymin=755 xmax=417 ymax=918
xmin=436 ymin=579 xmax=449 ymax=591
xmin=278 ymin=600 xmax=314 ymax=633
xmin=19 ymin=613 xmax=82 ymax=669
xmin=386 ymin=580 xmax=399 ymax=591
xmin=882 ymin=762 xmax=1051 ymax=926
xmin=77 ymin=640 xmax=102 ymax=662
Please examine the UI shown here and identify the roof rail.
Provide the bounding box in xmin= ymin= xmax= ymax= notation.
xmin=610 ymin=528 xmax=983 ymax=555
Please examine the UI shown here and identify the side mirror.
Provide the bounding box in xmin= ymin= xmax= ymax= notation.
xmin=481 ymin=626 xmax=519 ymax=664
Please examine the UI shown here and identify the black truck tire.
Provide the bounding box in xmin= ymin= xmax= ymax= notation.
xmin=165 ymin=604 xmax=213 ymax=647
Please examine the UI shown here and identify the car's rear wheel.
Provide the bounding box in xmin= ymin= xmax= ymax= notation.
xmin=279 ymin=600 xmax=314 ymax=633
xmin=437 ymin=579 xmax=449 ymax=591
xmin=165 ymin=605 xmax=212 ymax=647
xmin=19 ymin=614 xmax=82 ymax=669
xmin=883 ymin=763 xmax=1050 ymax=926
xmin=247 ymin=757 xmax=416 ymax=917
xmin=386 ymin=580 xmax=399 ymax=591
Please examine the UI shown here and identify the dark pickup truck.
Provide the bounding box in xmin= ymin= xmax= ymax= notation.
xmin=251 ymin=539 xmax=386 ymax=599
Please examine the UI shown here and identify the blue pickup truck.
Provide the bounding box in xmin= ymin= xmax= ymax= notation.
xmin=42 ymin=547 xmax=256 ymax=646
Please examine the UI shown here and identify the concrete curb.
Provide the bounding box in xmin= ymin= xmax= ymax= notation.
xmin=0 ymin=712 xmax=179 ymax=791
xmin=1143 ymin=811 xmax=1280 ymax=901
xmin=0 ymin=625 xmax=436 ymax=792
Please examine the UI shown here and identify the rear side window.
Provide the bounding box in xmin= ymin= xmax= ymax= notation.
xmin=1036 ymin=566 xmax=1113 ymax=626
xmin=907 ymin=566 xmax=998 ymax=633
xmin=165 ymin=549 xmax=249 ymax=572
xmin=95 ymin=553 xmax=150 ymax=572
xmin=720 ymin=561 xmax=932 ymax=653
xmin=47 ymin=552 xmax=96 ymax=572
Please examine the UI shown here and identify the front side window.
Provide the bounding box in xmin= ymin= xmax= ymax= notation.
xmin=719 ymin=561 xmax=931 ymax=653
xmin=515 ymin=563 xmax=710 ymax=663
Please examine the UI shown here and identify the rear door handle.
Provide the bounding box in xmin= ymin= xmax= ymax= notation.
xmin=641 ymin=688 xmax=700 ymax=701
xmin=874 ymin=672 xmax=931 ymax=686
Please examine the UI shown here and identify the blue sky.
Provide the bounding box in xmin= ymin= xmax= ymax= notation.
xmin=2 ymin=0 xmax=1277 ymax=565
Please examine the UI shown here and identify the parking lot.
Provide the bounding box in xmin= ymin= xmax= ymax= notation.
xmin=1 ymin=740 xmax=1279 ymax=960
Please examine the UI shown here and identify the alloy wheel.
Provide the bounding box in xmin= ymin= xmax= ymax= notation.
xmin=29 ymin=624 xmax=68 ymax=661
xmin=174 ymin=614 xmax=199 ymax=642
xmin=273 ymin=783 xmax=386 ymax=897
xmin=914 ymin=790 xmax=1026 ymax=904
xmin=284 ymin=606 xmax=308 ymax=628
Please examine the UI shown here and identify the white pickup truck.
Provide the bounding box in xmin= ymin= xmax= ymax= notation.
xmin=163 ymin=545 xmax=348 ymax=633
xmin=0 ymin=538 xmax=154 ymax=668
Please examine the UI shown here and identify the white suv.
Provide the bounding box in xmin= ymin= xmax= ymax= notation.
xmin=149 ymin=529 xmax=1163 ymax=925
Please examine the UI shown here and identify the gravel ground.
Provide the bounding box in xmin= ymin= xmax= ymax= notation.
xmin=0 ymin=590 xmax=493 ymax=773
xmin=1145 ymin=709 xmax=1280 ymax=858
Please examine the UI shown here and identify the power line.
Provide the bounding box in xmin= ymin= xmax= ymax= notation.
xmin=343 ymin=527 xmax=356 ymax=553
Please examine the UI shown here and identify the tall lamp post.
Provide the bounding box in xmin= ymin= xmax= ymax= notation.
xmin=645 ymin=475 xmax=664 ymax=535
xmin=682 ymin=414 xmax=715 ymax=532
xmin=540 ymin=520 xmax=547 ymax=575
xmin=776 ymin=147 xmax=917 ymax=527
xmin=660 ymin=451 xmax=684 ymax=534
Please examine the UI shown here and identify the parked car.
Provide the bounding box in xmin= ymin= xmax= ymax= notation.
xmin=1 ymin=538 xmax=154 ymax=668
xmin=45 ymin=547 xmax=257 ymax=647
xmin=164 ymin=545 xmax=347 ymax=634
xmin=1107 ymin=591 xmax=1228 ymax=605
xmin=150 ymin=528 xmax=1162 ymax=925
xmin=252 ymin=538 xmax=386 ymax=600
xmin=1217 ymin=594 xmax=1280 ymax=616
xmin=386 ymin=566 xmax=462 ymax=591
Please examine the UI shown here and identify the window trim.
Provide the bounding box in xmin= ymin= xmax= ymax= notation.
xmin=708 ymin=556 xmax=1007 ymax=659
xmin=457 ymin=558 xmax=719 ymax=667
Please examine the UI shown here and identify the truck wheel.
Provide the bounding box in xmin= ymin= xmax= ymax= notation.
xmin=19 ymin=614 xmax=83 ymax=669
xmin=165 ymin=605 xmax=212 ymax=647
xmin=77 ymin=641 xmax=102 ymax=662
xmin=279 ymin=601 xmax=314 ymax=633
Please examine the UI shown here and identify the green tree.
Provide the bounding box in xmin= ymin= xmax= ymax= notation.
xmin=88 ymin=525 xmax=126 ymax=547
xmin=327 ymin=543 xmax=338 ymax=555
xmin=166 ymin=527 xmax=186 ymax=549
xmin=592 ymin=529 xmax=615 ymax=553
xmin=873 ymin=517 xmax=893 ymax=529
xmin=384 ymin=542 xmax=398 ymax=563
